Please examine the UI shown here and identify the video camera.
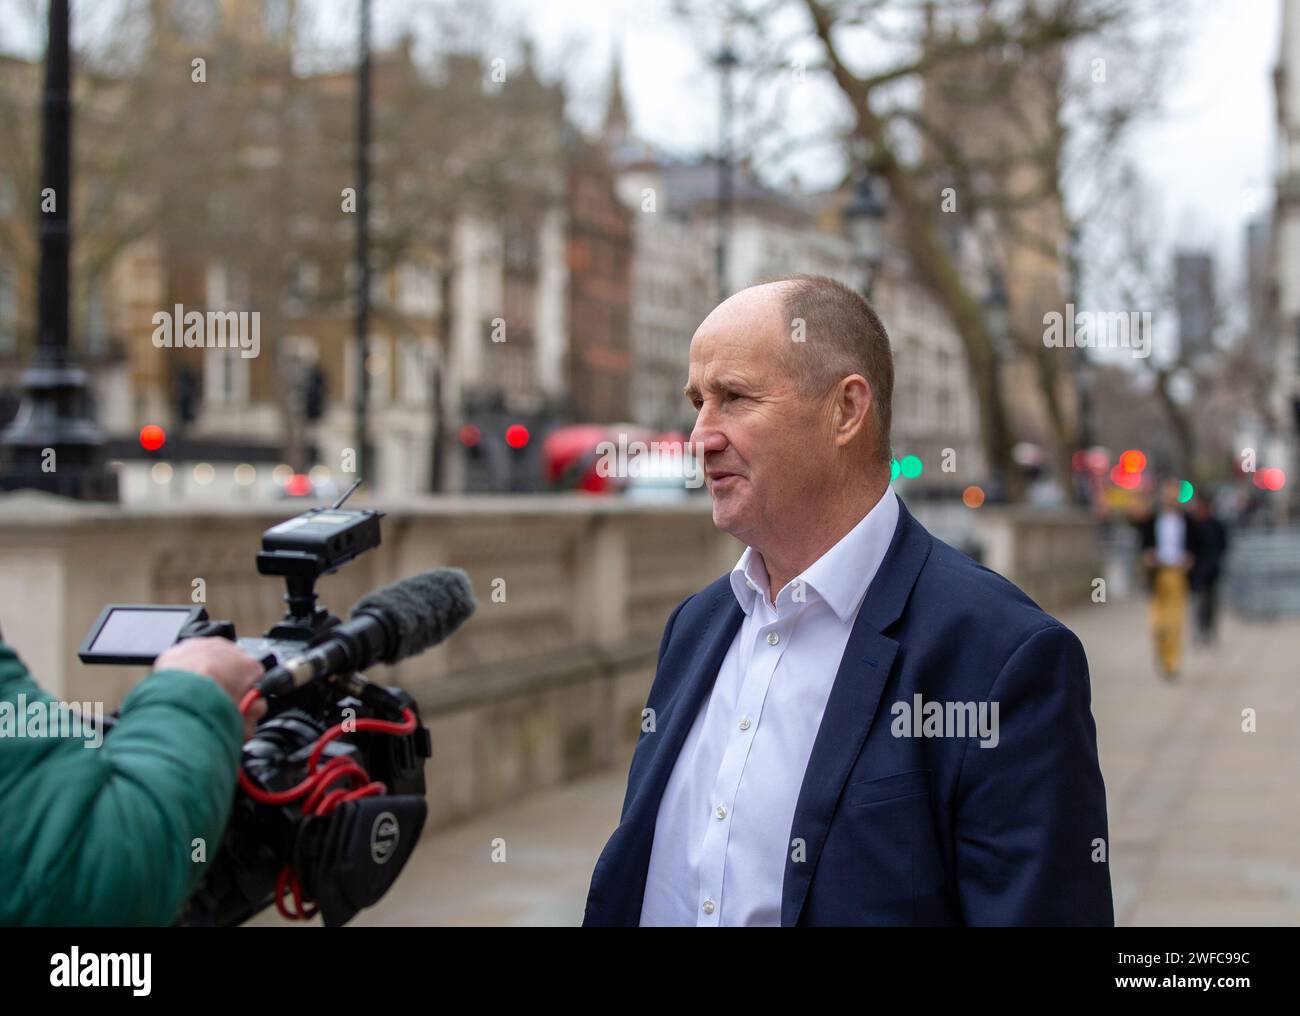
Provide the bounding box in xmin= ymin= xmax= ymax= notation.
xmin=78 ymin=481 xmax=475 ymax=926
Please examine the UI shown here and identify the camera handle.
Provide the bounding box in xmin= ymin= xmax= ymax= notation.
xmin=265 ymin=572 xmax=338 ymax=644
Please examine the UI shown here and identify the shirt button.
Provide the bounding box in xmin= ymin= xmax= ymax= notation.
xmin=702 ymin=898 xmax=716 ymax=914
xmin=715 ymin=804 xmax=727 ymax=819
xmin=766 ymin=631 xmax=780 ymax=645
xmin=739 ymin=716 xmax=751 ymax=731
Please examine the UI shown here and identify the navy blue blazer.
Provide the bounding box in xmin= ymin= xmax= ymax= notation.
xmin=583 ymin=497 xmax=1114 ymax=926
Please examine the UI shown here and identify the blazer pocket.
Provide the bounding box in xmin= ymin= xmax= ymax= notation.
xmin=843 ymin=768 xmax=931 ymax=808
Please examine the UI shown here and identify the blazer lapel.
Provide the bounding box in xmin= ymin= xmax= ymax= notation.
xmin=606 ymin=585 xmax=744 ymax=922
xmin=781 ymin=497 xmax=933 ymax=926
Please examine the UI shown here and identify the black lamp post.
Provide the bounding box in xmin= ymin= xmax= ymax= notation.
xmin=353 ymin=0 xmax=373 ymax=487
xmin=713 ymin=32 xmax=738 ymax=304
xmin=980 ymin=268 xmax=1013 ymax=501
xmin=982 ymin=268 xmax=1010 ymax=361
xmin=842 ymin=171 xmax=887 ymax=299
xmin=0 ymin=0 xmax=116 ymax=501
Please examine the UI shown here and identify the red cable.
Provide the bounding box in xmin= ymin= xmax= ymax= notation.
xmin=301 ymin=758 xmax=370 ymax=813
xmin=307 ymin=709 xmax=418 ymax=774
xmin=275 ymin=865 xmax=318 ymax=920
xmin=237 ymin=687 xmax=417 ymax=921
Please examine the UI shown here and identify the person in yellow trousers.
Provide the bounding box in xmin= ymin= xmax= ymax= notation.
xmin=1137 ymin=479 xmax=1196 ymax=680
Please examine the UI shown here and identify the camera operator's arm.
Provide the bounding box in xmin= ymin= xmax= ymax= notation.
xmin=0 ymin=638 xmax=264 ymax=927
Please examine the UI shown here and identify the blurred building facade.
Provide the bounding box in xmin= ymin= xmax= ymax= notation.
xmin=1 ymin=2 xmax=987 ymax=502
xmin=918 ymin=4 xmax=1080 ymax=492
xmin=567 ymin=134 xmax=633 ymax=426
xmin=0 ymin=5 xmax=616 ymax=498
xmin=1272 ymin=0 xmax=1300 ymax=513
xmin=1174 ymin=251 xmax=1216 ymax=360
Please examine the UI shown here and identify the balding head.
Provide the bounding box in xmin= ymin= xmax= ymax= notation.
xmin=695 ymin=278 xmax=790 ymax=338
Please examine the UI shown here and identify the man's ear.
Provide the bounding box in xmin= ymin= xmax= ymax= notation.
xmin=833 ymin=374 xmax=873 ymax=447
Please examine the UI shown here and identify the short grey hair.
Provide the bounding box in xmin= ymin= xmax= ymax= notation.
xmin=775 ymin=273 xmax=894 ymax=465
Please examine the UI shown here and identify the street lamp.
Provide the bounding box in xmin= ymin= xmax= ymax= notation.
xmin=982 ymin=268 xmax=1010 ymax=362
xmin=0 ymin=0 xmax=116 ymax=500
xmin=979 ymin=268 xmax=1012 ymax=503
xmin=842 ymin=171 xmax=887 ymax=299
xmin=353 ymin=0 xmax=373 ymax=486
xmin=713 ymin=31 xmax=738 ymax=304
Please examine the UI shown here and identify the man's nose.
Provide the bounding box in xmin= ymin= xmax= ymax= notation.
xmin=689 ymin=404 xmax=728 ymax=459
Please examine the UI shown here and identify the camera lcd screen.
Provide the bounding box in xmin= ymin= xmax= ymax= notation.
xmin=79 ymin=606 xmax=199 ymax=665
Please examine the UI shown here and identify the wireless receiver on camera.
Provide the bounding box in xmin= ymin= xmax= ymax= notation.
xmin=257 ymin=568 xmax=476 ymax=700
xmin=255 ymin=479 xmax=386 ymax=638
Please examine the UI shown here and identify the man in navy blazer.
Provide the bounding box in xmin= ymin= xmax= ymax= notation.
xmin=583 ymin=274 xmax=1113 ymax=926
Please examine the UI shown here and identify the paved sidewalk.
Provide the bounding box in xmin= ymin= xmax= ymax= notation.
xmin=1080 ymin=605 xmax=1300 ymax=925
xmin=251 ymin=598 xmax=1300 ymax=926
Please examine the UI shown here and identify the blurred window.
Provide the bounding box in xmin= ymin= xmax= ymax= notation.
xmin=264 ymin=0 xmax=290 ymax=42
xmin=172 ymin=0 xmax=218 ymax=43
xmin=399 ymin=337 xmax=430 ymax=406
xmin=86 ymin=282 xmax=107 ymax=357
xmin=0 ymin=263 xmax=14 ymax=354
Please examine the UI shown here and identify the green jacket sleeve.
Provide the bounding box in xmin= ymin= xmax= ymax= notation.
xmin=0 ymin=641 xmax=244 ymax=926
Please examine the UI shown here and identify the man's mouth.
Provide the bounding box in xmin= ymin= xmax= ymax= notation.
xmin=708 ymin=472 xmax=742 ymax=490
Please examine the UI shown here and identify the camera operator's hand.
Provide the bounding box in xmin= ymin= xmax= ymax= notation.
xmin=154 ymin=637 xmax=268 ymax=739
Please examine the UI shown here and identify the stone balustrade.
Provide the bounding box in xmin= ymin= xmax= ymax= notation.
xmin=0 ymin=490 xmax=1098 ymax=829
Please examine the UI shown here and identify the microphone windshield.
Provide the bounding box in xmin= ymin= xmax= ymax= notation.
xmin=350 ymin=568 xmax=476 ymax=663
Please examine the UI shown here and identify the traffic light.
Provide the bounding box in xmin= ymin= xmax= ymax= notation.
xmin=175 ymin=366 xmax=199 ymax=426
xmin=304 ymin=366 xmax=326 ymax=422
xmin=139 ymin=424 xmax=165 ymax=452
xmin=506 ymin=423 xmax=531 ymax=493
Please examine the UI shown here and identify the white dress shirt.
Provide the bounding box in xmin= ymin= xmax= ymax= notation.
xmin=1154 ymin=510 xmax=1186 ymax=566
xmin=639 ymin=487 xmax=901 ymax=926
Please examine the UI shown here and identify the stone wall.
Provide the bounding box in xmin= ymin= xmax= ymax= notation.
xmin=0 ymin=491 xmax=738 ymax=829
xmin=0 ymin=490 xmax=1098 ymax=830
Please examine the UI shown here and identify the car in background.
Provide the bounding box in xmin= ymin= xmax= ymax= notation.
xmin=542 ymin=425 xmax=701 ymax=499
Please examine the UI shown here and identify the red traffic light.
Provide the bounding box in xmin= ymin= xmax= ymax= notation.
xmin=505 ymin=424 xmax=530 ymax=449
xmin=1256 ymin=467 xmax=1287 ymax=491
xmin=1110 ymin=464 xmax=1141 ymax=490
xmin=1119 ymin=449 xmax=1146 ymax=474
xmin=139 ymin=424 xmax=166 ymax=452
xmin=458 ymin=424 xmax=481 ymax=448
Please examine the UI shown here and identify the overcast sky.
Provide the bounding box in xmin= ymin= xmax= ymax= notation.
xmin=1124 ymin=0 xmax=1278 ymax=267
xmin=0 ymin=0 xmax=1281 ymax=279
xmin=502 ymin=0 xmax=1280 ymax=283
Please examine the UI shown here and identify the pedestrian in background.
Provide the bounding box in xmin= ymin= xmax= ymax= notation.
xmin=1189 ymin=495 xmax=1229 ymax=645
xmin=1137 ymin=479 xmax=1196 ymax=680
